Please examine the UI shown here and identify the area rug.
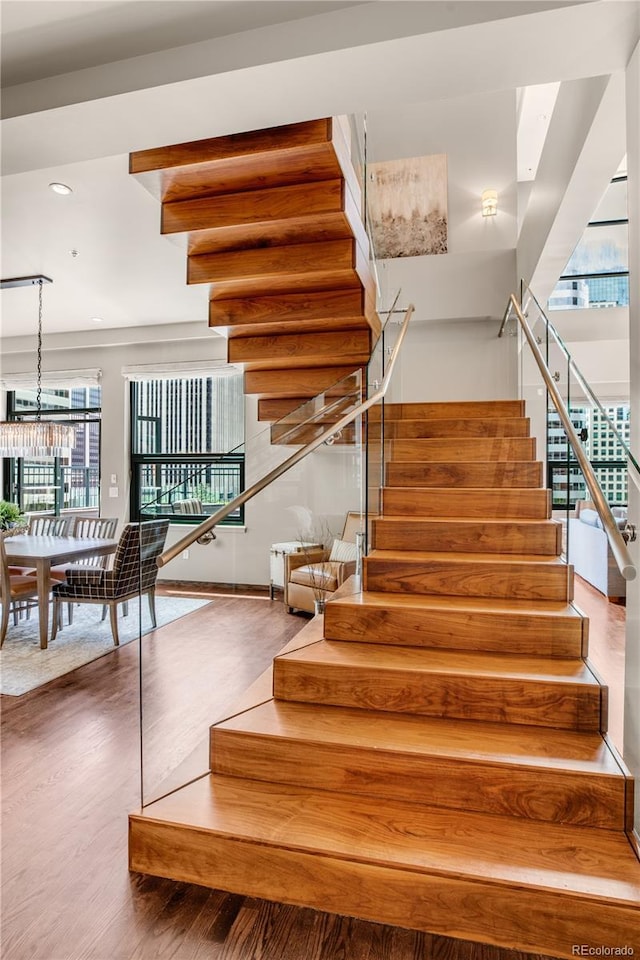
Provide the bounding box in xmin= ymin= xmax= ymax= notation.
xmin=0 ymin=596 xmax=210 ymax=696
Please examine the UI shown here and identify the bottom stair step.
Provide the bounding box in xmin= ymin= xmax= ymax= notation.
xmin=129 ymin=774 xmax=640 ymax=959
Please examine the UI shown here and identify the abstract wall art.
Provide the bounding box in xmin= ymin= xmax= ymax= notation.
xmin=367 ymin=154 xmax=448 ymax=259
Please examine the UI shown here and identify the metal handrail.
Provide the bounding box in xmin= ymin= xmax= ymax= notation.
xmin=519 ymin=279 xmax=639 ymax=476
xmin=157 ymin=303 xmax=415 ymax=567
xmin=502 ymin=294 xmax=636 ymax=582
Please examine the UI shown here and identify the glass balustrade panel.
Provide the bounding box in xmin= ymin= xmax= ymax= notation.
xmin=516 ymin=286 xmax=638 ymax=836
xmin=136 ymin=372 xmax=365 ymax=807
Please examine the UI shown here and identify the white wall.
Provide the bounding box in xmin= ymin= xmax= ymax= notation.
xmin=364 ymin=88 xmax=520 ymax=402
xmin=389 ymin=317 xmax=518 ymax=404
xmin=368 ymin=89 xmax=518 ymax=328
xmin=0 ymin=326 xmax=362 ymax=586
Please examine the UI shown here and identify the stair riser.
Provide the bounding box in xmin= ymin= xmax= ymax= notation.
xmin=364 ymin=558 xmax=573 ymax=601
xmin=381 ymin=487 xmax=551 ymax=519
xmin=245 ymin=365 xmax=361 ymax=399
xmin=380 ymin=400 xmax=526 ymax=420
xmin=128 ymin=819 xmax=639 ymax=959
xmin=371 ymin=520 xmax=561 ymax=555
xmin=323 ymin=603 xmax=586 ymax=658
xmin=209 ymin=288 xmax=366 ymax=327
xmin=228 ymin=329 xmax=371 ymax=370
xmin=271 ymin=424 xmax=356 ymax=445
xmin=162 ymin=179 xmax=345 ymax=235
xmin=377 ymin=418 xmax=530 ymax=439
xmin=385 ymin=462 xmax=543 ymax=487
xmin=390 ymin=438 xmax=536 ymax=462
xmin=273 ymin=664 xmax=603 ymax=731
xmin=209 ymin=732 xmax=623 ymax=829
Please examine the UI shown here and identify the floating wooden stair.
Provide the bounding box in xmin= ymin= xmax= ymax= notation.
xmin=130 ymin=399 xmax=640 ymax=957
xmin=130 ymin=119 xmax=379 ymax=416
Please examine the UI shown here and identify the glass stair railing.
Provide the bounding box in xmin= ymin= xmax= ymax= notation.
xmin=137 ymin=298 xmax=413 ymax=806
xmin=501 ymin=281 xmax=638 ymax=844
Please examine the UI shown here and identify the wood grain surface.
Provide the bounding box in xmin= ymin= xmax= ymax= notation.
xmin=382 ymin=416 xmax=531 ymax=438
xmin=371 ymin=517 xmax=561 ymax=554
xmin=1 ymin=583 xmax=571 ymax=960
xmin=385 ymin=460 xmax=544 ymax=487
xmin=323 ymin=591 xmax=586 ymax=657
xmin=381 ymin=486 xmax=551 ymax=519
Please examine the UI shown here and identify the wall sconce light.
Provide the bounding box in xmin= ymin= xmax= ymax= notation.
xmin=481 ymin=189 xmax=498 ymax=217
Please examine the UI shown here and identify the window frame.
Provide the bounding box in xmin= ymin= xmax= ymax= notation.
xmin=128 ymin=378 xmax=245 ymax=526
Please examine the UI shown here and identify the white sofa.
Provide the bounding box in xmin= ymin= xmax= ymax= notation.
xmin=568 ymin=500 xmax=627 ymax=602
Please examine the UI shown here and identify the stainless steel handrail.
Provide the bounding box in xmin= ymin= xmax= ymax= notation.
xmin=519 ymin=279 xmax=640 ymax=476
xmin=502 ymin=293 xmax=636 ymax=582
xmin=157 ymin=303 xmax=415 ymax=567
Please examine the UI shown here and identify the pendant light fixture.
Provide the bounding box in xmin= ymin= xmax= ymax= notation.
xmin=0 ymin=275 xmax=76 ymax=458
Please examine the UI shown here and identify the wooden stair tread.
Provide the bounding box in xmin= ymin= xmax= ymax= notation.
xmin=364 ymin=550 xmax=573 ymax=601
xmin=385 ymin=461 xmax=544 ymax=487
xmin=375 ymin=515 xmax=557 ymax=528
xmin=276 ymin=639 xmax=596 ymax=684
xmin=245 ymin=364 xmax=363 ymax=399
xmin=132 ymin=774 xmax=640 ymax=901
xmin=390 ymin=438 xmax=536 ymax=461
xmin=367 ymin=548 xmax=569 ymax=565
xmin=382 ymin=400 xmax=526 ymax=420
xmin=323 ymin=590 xmax=586 ymax=659
xmin=372 ymin=517 xmax=561 ymax=555
xmin=330 ymin=590 xmax=582 ymax=619
xmin=214 ymin=700 xmax=618 ymax=773
xmin=381 ymin=417 xmax=531 ymax=438
xmin=381 ymin=486 xmax=551 ymax=519
xmin=130 ymin=119 xmax=347 ymax=197
xmin=227 ymin=329 xmax=371 ymax=370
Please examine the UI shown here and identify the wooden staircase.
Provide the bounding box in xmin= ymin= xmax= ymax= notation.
xmin=129 ymin=399 xmax=640 ymax=958
xmin=130 ymin=118 xmax=379 ymax=424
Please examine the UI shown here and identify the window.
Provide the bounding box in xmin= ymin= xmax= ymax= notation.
xmin=548 ymin=175 xmax=629 ymax=311
xmin=129 ymin=372 xmax=245 ymax=524
xmin=2 ymin=385 xmax=102 ymax=514
xmin=547 ymin=403 xmax=630 ymax=508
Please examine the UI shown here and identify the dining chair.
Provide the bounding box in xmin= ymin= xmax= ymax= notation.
xmin=0 ymin=530 xmax=56 ymax=647
xmin=7 ymin=515 xmax=74 ymax=583
xmin=47 ymin=517 xmax=119 ymax=625
xmin=50 ymin=519 xmax=170 ymax=646
xmin=27 ymin=516 xmax=74 ymax=536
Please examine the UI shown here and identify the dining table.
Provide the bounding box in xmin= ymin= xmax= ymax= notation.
xmin=4 ymin=534 xmax=118 ymax=649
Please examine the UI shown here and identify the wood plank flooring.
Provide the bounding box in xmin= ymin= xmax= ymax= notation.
xmin=1 ymin=583 xmax=578 ymax=960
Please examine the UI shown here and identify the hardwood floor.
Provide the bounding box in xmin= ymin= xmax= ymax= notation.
xmin=0 ymin=582 xmax=625 ymax=960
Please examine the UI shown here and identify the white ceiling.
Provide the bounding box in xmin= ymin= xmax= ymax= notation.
xmin=0 ymin=1 xmax=364 ymax=86
xmin=1 ymin=1 xmax=637 ymax=342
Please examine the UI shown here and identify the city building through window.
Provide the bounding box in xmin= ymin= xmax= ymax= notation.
xmin=2 ymin=385 xmax=102 ymax=515
xmin=130 ymin=373 xmax=245 ymax=524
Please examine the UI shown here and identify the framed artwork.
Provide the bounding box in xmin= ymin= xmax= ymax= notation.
xmin=368 ymin=154 xmax=448 ymax=258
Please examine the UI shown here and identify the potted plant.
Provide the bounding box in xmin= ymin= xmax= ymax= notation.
xmin=296 ymin=519 xmax=336 ymax=616
xmin=0 ymin=500 xmax=27 ymax=532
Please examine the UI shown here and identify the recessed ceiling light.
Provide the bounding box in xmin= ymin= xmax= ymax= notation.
xmin=49 ymin=182 xmax=73 ymax=195
xmin=91 ymin=317 xmax=104 ymax=323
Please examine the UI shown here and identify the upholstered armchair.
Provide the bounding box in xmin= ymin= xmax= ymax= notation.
xmin=284 ymin=512 xmax=362 ymax=614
